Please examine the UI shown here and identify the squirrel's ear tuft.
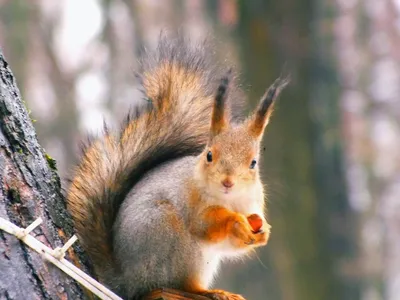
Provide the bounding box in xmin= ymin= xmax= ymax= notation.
xmin=210 ymin=70 xmax=232 ymax=137
xmin=248 ymin=75 xmax=290 ymax=138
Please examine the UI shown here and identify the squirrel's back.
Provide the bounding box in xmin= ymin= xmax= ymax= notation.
xmin=67 ymin=35 xmax=242 ymax=286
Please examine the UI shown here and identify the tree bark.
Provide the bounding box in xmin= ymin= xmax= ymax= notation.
xmin=0 ymin=50 xmax=90 ymax=299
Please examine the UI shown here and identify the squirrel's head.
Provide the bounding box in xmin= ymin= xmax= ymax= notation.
xmin=195 ymin=71 xmax=289 ymax=199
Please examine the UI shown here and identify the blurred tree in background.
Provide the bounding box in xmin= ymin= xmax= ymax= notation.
xmin=1 ymin=0 xmax=399 ymax=299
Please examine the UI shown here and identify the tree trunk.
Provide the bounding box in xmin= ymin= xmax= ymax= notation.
xmin=0 ymin=50 xmax=90 ymax=299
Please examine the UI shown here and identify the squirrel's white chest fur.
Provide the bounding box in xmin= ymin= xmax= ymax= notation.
xmin=200 ymin=246 xmax=222 ymax=288
xmin=199 ymin=238 xmax=255 ymax=287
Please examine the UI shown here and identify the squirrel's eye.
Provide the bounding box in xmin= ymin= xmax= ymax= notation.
xmin=250 ymin=159 xmax=257 ymax=169
xmin=206 ymin=151 xmax=213 ymax=162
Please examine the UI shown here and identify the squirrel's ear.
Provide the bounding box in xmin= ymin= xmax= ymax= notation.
xmin=248 ymin=76 xmax=290 ymax=138
xmin=210 ymin=71 xmax=231 ymax=137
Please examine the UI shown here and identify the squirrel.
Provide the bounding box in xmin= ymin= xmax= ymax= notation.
xmin=67 ymin=35 xmax=289 ymax=300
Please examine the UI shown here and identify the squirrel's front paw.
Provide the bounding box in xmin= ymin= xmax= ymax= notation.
xmin=256 ymin=221 xmax=271 ymax=246
xmin=229 ymin=215 xmax=270 ymax=248
xmin=203 ymin=289 xmax=246 ymax=300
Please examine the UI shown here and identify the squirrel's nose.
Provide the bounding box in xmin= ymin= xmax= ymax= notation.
xmin=222 ymin=179 xmax=234 ymax=188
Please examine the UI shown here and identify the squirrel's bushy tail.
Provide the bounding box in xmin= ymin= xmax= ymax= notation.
xmin=67 ymin=36 xmax=237 ymax=280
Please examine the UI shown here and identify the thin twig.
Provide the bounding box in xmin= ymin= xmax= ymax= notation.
xmin=0 ymin=217 xmax=122 ymax=300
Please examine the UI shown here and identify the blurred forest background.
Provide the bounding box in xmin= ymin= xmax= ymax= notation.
xmin=1 ymin=0 xmax=399 ymax=300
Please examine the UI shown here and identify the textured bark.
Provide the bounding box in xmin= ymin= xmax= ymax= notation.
xmin=0 ymin=51 xmax=90 ymax=299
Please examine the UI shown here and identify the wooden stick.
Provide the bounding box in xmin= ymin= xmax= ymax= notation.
xmin=0 ymin=217 xmax=122 ymax=300
xmin=144 ymin=288 xmax=210 ymax=300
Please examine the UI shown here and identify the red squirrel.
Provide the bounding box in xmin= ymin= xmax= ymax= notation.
xmin=67 ymin=35 xmax=289 ymax=300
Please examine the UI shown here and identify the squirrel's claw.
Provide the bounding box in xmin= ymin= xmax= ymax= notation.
xmin=244 ymin=238 xmax=255 ymax=245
